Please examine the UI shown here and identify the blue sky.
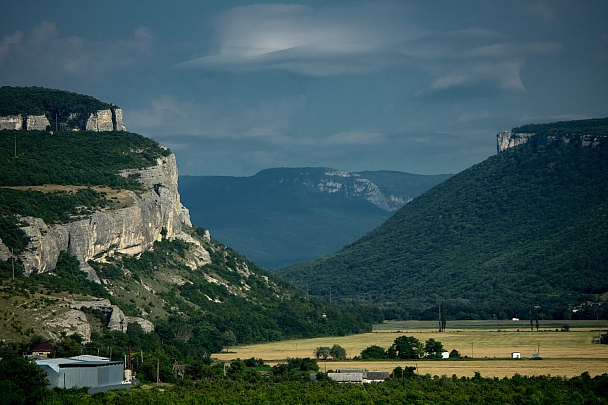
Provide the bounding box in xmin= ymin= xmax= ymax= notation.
xmin=1 ymin=1 xmax=607 ymax=176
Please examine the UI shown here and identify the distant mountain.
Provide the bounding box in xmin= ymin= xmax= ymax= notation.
xmin=179 ymin=168 xmax=451 ymax=269
xmin=276 ymin=118 xmax=608 ymax=321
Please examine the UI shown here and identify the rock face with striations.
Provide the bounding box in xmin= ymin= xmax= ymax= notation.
xmin=13 ymin=153 xmax=209 ymax=281
xmin=497 ymin=130 xmax=607 ymax=153
xmin=85 ymin=108 xmax=126 ymax=131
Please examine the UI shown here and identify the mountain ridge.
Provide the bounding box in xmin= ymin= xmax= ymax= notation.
xmin=277 ymin=119 xmax=608 ymax=320
xmin=179 ymin=167 xmax=451 ymax=269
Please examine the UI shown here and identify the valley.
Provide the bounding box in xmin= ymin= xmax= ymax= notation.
xmin=214 ymin=320 xmax=608 ymax=378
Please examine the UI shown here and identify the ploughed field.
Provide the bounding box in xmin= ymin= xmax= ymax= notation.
xmin=214 ymin=320 xmax=608 ymax=378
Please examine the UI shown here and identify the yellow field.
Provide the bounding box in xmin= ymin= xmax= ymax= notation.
xmin=213 ymin=320 xmax=608 ymax=378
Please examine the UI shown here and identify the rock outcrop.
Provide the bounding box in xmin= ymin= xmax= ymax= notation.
xmin=497 ymin=130 xmax=607 ymax=153
xmin=70 ymin=298 xmax=154 ymax=333
xmin=0 ymin=108 xmax=125 ymax=132
xmin=0 ymin=115 xmax=23 ymax=130
xmin=13 ymin=153 xmax=209 ymax=281
xmin=85 ymin=108 xmax=126 ymax=132
xmin=0 ymin=114 xmax=51 ymax=130
xmin=496 ymin=131 xmax=535 ymax=153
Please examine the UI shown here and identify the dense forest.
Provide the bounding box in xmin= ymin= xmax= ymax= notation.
xmin=278 ymin=119 xmax=608 ymax=321
xmin=0 ymin=86 xmax=114 ymax=130
xmin=513 ymin=116 xmax=608 ymax=135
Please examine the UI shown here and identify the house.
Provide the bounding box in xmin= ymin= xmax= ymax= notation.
xmin=35 ymin=355 xmax=129 ymax=394
xmin=30 ymin=342 xmax=53 ymax=358
xmin=511 ymin=352 xmax=521 ymax=359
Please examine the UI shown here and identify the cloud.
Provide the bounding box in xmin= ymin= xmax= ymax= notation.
xmin=175 ymin=2 xmax=565 ymax=102
xmin=0 ymin=21 xmax=154 ymax=83
xmin=0 ymin=30 xmax=23 ymax=65
xmin=176 ymin=3 xmax=418 ymax=76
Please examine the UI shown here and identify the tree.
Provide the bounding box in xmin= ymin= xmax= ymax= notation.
xmin=424 ymin=338 xmax=445 ymax=358
xmin=439 ymin=301 xmax=447 ymax=332
xmin=314 ymin=346 xmax=330 ymax=360
xmin=0 ymin=347 xmax=49 ymax=404
xmin=329 ymin=344 xmax=347 ymax=360
xmin=360 ymin=345 xmax=387 ymax=360
xmin=449 ymin=349 xmax=461 ymax=358
xmin=392 ymin=336 xmax=423 ymax=359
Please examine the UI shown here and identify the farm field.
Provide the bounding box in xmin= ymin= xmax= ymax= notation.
xmin=214 ymin=320 xmax=608 ymax=378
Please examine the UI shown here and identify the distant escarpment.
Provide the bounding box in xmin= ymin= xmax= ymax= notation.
xmin=0 ymin=86 xmax=125 ymax=132
xmin=497 ymin=116 xmax=608 ymax=152
xmin=180 ymin=168 xmax=451 ymax=269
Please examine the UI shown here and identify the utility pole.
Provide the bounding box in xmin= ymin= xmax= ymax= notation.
xmin=11 ymin=247 xmax=14 ymax=280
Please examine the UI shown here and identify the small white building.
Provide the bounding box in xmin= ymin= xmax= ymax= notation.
xmin=511 ymin=352 xmax=521 ymax=359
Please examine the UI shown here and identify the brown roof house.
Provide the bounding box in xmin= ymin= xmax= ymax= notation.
xmin=30 ymin=342 xmax=53 ymax=358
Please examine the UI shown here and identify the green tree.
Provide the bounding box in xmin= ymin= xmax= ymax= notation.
xmin=449 ymin=349 xmax=461 ymax=358
xmin=0 ymin=347 xmax=49 ymax=404
xmin=329 ymin=344 xmax=347 ymax=359
xmin=392 ymin=335 xmax=423 ymax=359
xmin=314 ymin=346 xmax=330 ymax=360
xmin=424 ymin=338 xmax=445 ymax=358
xmin=360 ymin=345 xmax=387 ymax=360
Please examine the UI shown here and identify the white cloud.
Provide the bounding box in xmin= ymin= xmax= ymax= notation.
xmin=176 ymin=3 xmax=418 ymax=76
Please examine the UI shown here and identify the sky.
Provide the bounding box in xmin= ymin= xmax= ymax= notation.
xmin=1 ymin=1 xmax=607 ymax=176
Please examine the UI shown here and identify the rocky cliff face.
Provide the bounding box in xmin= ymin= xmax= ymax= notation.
xmin=85 ymin=108 xmax=126 ymax=131
xmin=0 ymin=114 xmax=50 ymax=130
xmin=497 ymin=130 xmax=607 ymax=153
xmin=11 ymin=153 xmax=209 ymax=282
xmin=0 ymin=108 xmax=126 ymax=132
xmin=319 ymin=170 xmax=408 ymax=212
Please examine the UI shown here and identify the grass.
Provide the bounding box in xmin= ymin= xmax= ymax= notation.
xmin=213 ymin=320 xmax=608 ymax=378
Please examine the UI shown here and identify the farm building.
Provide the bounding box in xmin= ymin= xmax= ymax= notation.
xmin=35 ymin=355 xmax=129 ymax=394
xmin=511 ymin=352 xmax=521 ymax=359
xmin=328 ymin=369 xmax=389 ymax=383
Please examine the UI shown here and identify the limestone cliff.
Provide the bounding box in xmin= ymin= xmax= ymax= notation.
xmin=0 ymin=108 xmax=126 ymax=132
xmin=497 ymin=130 xmax=607 ymax=153
xmin=12 ymin=153 xmax=209 ymax=281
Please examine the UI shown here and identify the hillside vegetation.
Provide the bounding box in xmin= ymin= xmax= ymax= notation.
xmin=0 ymin=88 xmax=377 ymax=366
xmin=277 ymin=118 xmax=608 ymax=321
xmin=0 ymin=86 xmax=114 ymax=130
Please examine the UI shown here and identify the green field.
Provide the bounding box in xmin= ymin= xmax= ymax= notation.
xmin=214 ymin=320 xmax=608 ymax=378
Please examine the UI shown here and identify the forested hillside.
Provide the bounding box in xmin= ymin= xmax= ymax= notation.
xmin=0 ymin=86 xmax=114 ymax=130
xmin=277 ymin=120 xmax=608 ymax=321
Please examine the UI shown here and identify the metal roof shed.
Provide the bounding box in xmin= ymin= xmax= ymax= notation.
xmin=36 ymin=357 xmax=126 ymax=393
